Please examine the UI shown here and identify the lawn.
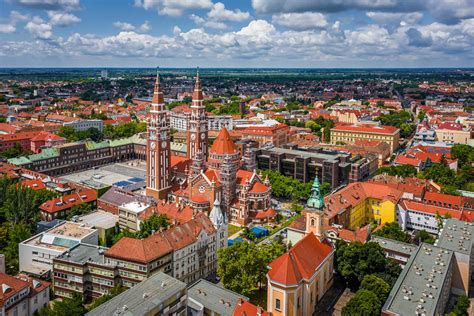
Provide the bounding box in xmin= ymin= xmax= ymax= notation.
xmin=228 ymin=224 xmax=242 ymax=237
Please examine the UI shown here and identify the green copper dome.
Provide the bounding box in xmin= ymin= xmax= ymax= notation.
xmin=307 ymin=176 xmax=324 ymax=209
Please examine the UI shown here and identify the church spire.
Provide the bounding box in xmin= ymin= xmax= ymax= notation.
xmin=192 ymin=67 xmax=203 ymax=101
xmin=151 ymin=67 xmax=164 ymax=111
xmin=307 ymin=176 xmax=324 ymax=209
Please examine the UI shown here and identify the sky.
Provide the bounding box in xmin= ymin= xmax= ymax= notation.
xmin=0 ymin=0 xmax=473 ymax=68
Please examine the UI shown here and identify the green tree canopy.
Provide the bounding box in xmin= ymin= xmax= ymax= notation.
xmin=446 ymin=295 xmax=470 ymax=316
xmin=377 ymin=165 xmax=417 ymax=178
xmin=335 ymin=240 xmax=401 ymax=288
xmin=373 ymin=222 xmax=411 ymax=243
xmin=217 ymin=240 xmax=285 ymax=296
xmin=342 ymin=289 xmax=382 ymax=316
xmin=38 ymin=293 xmax=86 ymax=316
xmin=360 ymin=274 xmax=391 ymax=302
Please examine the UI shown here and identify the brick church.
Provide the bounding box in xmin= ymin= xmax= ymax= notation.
xmin=145 ymin=70 xmax=275 ymax=225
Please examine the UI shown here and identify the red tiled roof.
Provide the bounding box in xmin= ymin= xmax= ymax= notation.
xmin=105 ymin=234 xmax=173 ymax=264
xmin=0 ymin=131 xmax=37 ymax=142
xmin=0 ymin=273 xmax=29 ymax=306
xmin=332 ymin=124 xmax=399 ymax=134
xmin=325 ymin=182 xmax=402 ymax=219
xmin=236 ymin=170 xmax=254 ymax=185
xmin=209 ymin=128 xmax=237 ymax=155
xmin=249 ymin=181 xmax=269 ymax=193
xmin=253 ymin=208 xmax=276 ymax=219
xmin=31 ymin=131 xmax=64 ymax=142
xmin=399 ymin=199 xmax=462 ymax=219
xmin=233 ymin=299 xmax=269 ymax=316
xmin=171 ymin=156 xmax=191 ymax=173
xmin=423 ymin=191 xmax=463 ymax=209
xmin=19 ymin=179 xmax=46 ymax=190
xmin=437 ymin=122 xmax=463 ymax=131
xmin=139 ymin=202 xmax=194 ymax=224
xmin=268 ymin=233 xmax=333 ymax=286
xmin=190 ymin=193 xmax=210 ymax=203
xmin=39 ymin=189 xmax=97 ymax=214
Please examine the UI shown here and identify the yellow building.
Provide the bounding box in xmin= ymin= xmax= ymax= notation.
xmin=267 ymin=210 xmax=335 ymax=316
xmin=435 ymin=123 xmax=471 ymax=144
xmin=324 ymin=182 xmax=402 ymax=230
xmin=330 ymin=124 xmax=400 ymax=153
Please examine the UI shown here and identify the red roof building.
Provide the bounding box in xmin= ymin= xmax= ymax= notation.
xmin=267 ymin=233 xmax=334 ymax=315
xmin=39 ymin=189 xmax=97 ymax=221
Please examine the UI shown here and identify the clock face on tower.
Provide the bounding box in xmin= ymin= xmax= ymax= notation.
xmin=200 ymin=133 xmax=205 ymax=140
xmin=191 ymin=134 xmax=196 ymax=140
xmin=161 ymin=141 xmax=167 ymax=149
xmin=150 ymin=142 xmax=156 ymax=149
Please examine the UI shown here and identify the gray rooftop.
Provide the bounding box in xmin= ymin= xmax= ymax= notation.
xmin=383 ymin=243 xmax=454 ymax=316
xmin=371 ymin=236 xmax=418 ymax=257
xmin=260 ymin=146 xmax=347 ymax=162
xmin=77 ymin=211 xmax=118 ymax=230
xmin=188 ymin=279 xmax=247 ymax=316
xmin=87 ymin=272 xmax=186 ymax=316
xmin=435 ymin=218 xmax=474 ymax=255
xmin=55 ymin=243 xmax=108 ymax=265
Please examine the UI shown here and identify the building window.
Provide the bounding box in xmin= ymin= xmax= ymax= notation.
xmin=276 ymin=298 xmax=281 ymax=311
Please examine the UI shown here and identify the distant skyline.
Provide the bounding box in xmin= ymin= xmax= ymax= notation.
xmin=0 ymin=0 xmax=473 ymax=68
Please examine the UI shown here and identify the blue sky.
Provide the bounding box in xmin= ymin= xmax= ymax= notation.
xmin=0 ymin=0 xmax=473 ymax=67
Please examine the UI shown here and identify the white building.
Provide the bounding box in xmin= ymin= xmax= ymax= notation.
xmin=169 ymin=112 xmax=233 ymax=131
xmin=63 ymin=119 xmax=104 ymax=132
xmin=19 ymin=222 xmax=98 ymax=278
xmin=118 ymin=200 xmax=150 ymax=232
xmin=397 ymin=199 xmax=460 ymax=234
xmin=0 ymin=273 xmax=50 ymax=316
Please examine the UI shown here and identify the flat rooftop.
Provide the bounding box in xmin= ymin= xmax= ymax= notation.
xmin=371 ymin=236 xmax=418 ymax=257
xmin=436 ymin=218 xmax=474 ymax=255
xmin=120 ymin=201 xmax=149 ymax=214
xmin=86 ymin=272 xmax=186 ymax=316
xmin=24 ymin=221 xmax=96 ymax=251
xmin=77 ymin=211 xmax=118 ymax=230
xmin=55 ymin=243 xmax=108 ymax=265
xmin=59 ymin=161 xmax=146 ymax=191
xmin=259 ymin=146 xmax=345 ymax=162
xmin=383 ymin=243 xmax=454 ymax=315
xmin=188 ymin=279 xmax=247 ymax=316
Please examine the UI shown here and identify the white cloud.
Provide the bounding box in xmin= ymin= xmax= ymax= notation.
xmin=47 ymin=11 xmax=81 ymax=26
xmin=3 ymin=18 xmax=473 ymax=67
xmin=0 ymin=24 xmax=16 ymax=33
xmin=190 ymin=14 xmax=228 ymax=30
xmin=113 ymin=21 xmax=152 ymax=33
xmin=272 ymin=12 xmax=328 ymax=30
xmin=207 ymin=2 xmax=250 ymax=22
xmin=134 ymin=0 xmax=213 ymax=16
xmin=113 ymin=21 xmax=136 ymax=31
xmin=139 ymin=20 xmax=152 ymax=32
xmin=10 ymin=0 xmax=80 ymax=11
xmin=366 ymin=12 xmax=423 ymax=26
xmin=10 ymin=11 xmax=29 ymax=22
xmin=25 ymin=16 xmax=53 ymax=39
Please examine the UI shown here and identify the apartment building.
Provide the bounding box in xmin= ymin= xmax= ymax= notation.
xmin=63 ymin=119 xmax=104 ymax=132
xmin=19 ymin=221 xmax=98 ymax=278
xmin=240 ymin=123 xmax=290 ymax=147
xmin=330 ymin=124 xmax=400 ymax=153
xmin=86 ymin=272 xmax=187 ymax=316
xmin=38 ymin=189 xmax=97 ymax=221
xmin=435 ymin=122 xmax=471 ymax=144
xmin=0 ymin=273 xmax=50 ymax=316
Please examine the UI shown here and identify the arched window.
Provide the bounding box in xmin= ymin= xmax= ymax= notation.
xmin=311 ymin=218 xmax=315 ymax=227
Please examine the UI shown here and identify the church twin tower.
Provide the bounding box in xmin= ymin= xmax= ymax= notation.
xmin=146 ymin=70 xmax=207 ymax=200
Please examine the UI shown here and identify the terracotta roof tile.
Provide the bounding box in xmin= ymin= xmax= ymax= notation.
xmin=209 ymin=128 xmax=237 ymax=155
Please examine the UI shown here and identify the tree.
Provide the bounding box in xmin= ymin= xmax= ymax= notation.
xmin=377 ymin=165 xmax=417 ymax=178
xmin=417 ymin=111 xmax=426 ymax=121
xmin=217 ymin=240 xmax=285 ymax=296
xmin=0 ymin=142 xmax=32 ymax=159
xmin=342 ymin=289 xmax=381 ymax=316
xmin=67 ymin=203 xmax=93 ymax=220
xmin=414 ymin=230 xmax=435 ymax=245
xmin=446 ymin=295 xmax=470 ymax=316
xmin=137 ymin=214 xmax=168 ymax=238
xmin=373 ymin=222 xmax=411 ymax=243
xmin=360 ymin=274 xmax=391 ymax=302
xmin=4 ymin=223 xmax=31 ymax=274
xmin=38 ymin=293 xmax=86 ymax=316
xmin=335 ymin=240 xmax=400 ymax=288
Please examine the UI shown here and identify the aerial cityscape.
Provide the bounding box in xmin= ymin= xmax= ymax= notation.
xmin=0 ymin=1 xmax=473 ymax=316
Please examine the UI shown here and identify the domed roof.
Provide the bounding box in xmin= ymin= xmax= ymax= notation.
xmin=210 ymin=128 xmax=237 ymax=155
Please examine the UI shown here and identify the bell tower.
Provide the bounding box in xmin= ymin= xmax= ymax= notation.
xmin=146 ymin=69 xmax=171 ymax=200
xmin=305 ymin=176 xmax=325 ymax=240
xmin=187 ymin=69 xmax=208 ymax=160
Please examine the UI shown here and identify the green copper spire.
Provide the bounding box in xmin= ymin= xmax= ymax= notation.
xmin=307 ymin=176 xmax=324 ymax=209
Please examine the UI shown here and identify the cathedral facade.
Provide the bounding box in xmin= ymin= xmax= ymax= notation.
xmin=145 ymin=71 xmax=274 ymax=225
